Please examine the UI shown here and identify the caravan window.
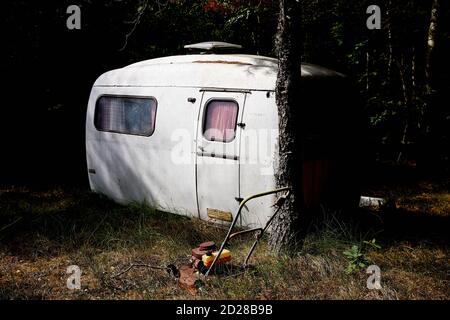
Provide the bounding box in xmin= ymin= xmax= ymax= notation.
xmin=203 ymin=100 xmax=238 ymax=142
xmin=94 ymin=96 xmax=157 ymax=136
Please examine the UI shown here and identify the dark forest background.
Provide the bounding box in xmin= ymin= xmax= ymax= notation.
xmin=1 ymin=0 xmax=449 ymax=188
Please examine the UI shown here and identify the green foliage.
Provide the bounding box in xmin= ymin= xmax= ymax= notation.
xmin=343 ymin=244 xmax=368 ymax=274
xmin=302 ymin=0 xmax=450 ymax=167
xmin=343 ymin=238 xmax=381 ymax=274
xmin=363 ymin=238 xmax=382 ymax=250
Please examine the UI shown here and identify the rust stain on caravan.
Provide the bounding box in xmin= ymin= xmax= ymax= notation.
xmin=193 ymin=60 xmax=252 ymax=65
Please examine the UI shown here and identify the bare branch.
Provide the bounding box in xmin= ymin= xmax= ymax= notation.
xmin=118 ymin=0 xmax=149 ymax=52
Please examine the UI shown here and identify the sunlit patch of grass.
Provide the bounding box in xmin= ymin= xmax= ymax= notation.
xmin=395 ymin=193 xmax=450 ymax=216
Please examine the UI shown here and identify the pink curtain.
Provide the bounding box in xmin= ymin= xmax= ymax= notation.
xmin=96 ymin=97 xmax=156 ymax=135
xmin=203 ymin=101 xmax=238 ymax=142
xmin=97 ymin=98 xmax=126 ymax=132
xmin=96 ymin=98 xmax=113 ymax=131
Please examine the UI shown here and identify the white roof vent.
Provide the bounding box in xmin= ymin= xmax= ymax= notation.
xmin=184 ymin=41 xmax=242 ymax=53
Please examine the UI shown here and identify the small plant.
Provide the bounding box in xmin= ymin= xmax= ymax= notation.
xmin=363 ymin=238 xmax=381 ymax=250
xmin=343 ymin=244 xmax=368 ymax=274
xmin=343 ymin=239 xmax=381 ymax=274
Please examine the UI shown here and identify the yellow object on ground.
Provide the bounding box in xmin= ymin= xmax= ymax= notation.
xmin=202 ymin=249 xmax=232 ymax=268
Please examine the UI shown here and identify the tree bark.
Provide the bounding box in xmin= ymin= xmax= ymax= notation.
xmin=268 ymin=0 xmax=304 ymax=253
xmin=386 ymin=1 xmax=393 ymax=87
xmin=425 ymin=0 xmax=441 ymax=94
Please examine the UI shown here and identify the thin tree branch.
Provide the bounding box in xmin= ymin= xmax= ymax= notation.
xmin=118 ymin=0 xmax=149 ymax=52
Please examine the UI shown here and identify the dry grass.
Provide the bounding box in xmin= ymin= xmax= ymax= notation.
xmin=0 ymin=180 xmax=448 ymax=300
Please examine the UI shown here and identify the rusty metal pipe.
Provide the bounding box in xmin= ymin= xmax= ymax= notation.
xmin=205 ymin=186 xmax=291 ymax=276
xmin=229 ymin=228 xmax=263 ymax=240
xmin=242 ymin=196 xmax=289 ymax=266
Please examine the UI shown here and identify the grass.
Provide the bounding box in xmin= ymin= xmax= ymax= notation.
xmin=0 ymin=179 xmax=448 ymax=300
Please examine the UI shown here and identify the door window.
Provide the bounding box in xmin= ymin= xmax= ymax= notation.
xmin=202 ymin=100 xmax=238 ymax=142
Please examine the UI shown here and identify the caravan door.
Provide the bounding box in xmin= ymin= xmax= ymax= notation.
xmin=195 ymin=90 xmax=246 ymax=225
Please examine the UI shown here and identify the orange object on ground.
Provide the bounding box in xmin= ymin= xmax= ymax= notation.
xmin=202 ymin=249 xmax=232 ymax=268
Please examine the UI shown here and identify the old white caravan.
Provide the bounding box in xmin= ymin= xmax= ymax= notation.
xmin=86 ymin=42 xmax=360 ymax=228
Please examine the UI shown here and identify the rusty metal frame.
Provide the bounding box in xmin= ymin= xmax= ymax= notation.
xmin=204 ymin=186 xmax=291 ymax=276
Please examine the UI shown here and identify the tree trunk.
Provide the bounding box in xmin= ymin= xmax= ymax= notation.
xmin=268 ymin=0 xmax=304 ymax=253
xmin=397 ymin=55 xmax=410 ymax=163
xmin=386 ymin=1 xmax=393 ymax=86
xmin=425 ymin=0 xmax=441 ymax=94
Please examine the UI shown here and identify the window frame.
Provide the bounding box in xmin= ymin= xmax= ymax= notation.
xmin=201 ymin=98 xmax=239 ymax=143
xmin=94 ymin=94 xmax=158 ymax=137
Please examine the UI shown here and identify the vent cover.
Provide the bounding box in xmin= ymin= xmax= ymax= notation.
xmin=184 ymin=41 xmax=242 ymax=53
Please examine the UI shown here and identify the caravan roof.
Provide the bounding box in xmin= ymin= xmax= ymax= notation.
xmin=94 ymin=53 xmax=344 ymax=90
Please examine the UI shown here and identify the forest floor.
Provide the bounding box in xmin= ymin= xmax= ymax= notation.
xmin=0 ymin=176 xmax=448 ymax=300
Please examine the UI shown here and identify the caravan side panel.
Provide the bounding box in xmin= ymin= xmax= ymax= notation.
xmin=86 ymin=86 xmax=200 ymax=217
xmin=239 ymin=90 xmax=278 ymax=228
